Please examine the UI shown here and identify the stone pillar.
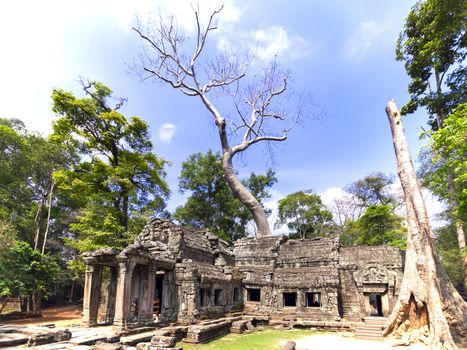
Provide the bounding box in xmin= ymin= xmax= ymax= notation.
xmin=82 ymin=258 xmax=101 ymax=327
xmin=140 ymin=262 xmax=157 ymax=323
xmin=113 ymin=258 xmax=135 ymax=330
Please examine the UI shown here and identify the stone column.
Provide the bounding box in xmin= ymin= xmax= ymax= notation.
xmin=82 ymin=258 xmax=101 ymax=327
xmin=140 ymin=262 xmax=157 ymax=323
xmin=113 ymin=258 xmax=135 ymax=330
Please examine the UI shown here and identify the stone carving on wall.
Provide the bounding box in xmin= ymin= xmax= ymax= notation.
xmin=353 ymin=264 xmax=397 ymax=289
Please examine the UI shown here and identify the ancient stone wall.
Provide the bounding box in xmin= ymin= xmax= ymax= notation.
xmin=83 ymin=220 xmax=405 ymax=329
xmin=339 ymin=246 xmax=404 ymax=320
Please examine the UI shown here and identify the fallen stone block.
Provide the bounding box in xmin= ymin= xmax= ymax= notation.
xmin=92 ymin=341 xmax=124 ymax=350
xmin=27 ymin=329 xmax=72 ymax=346
xmin=281 ymin=340 xmax=296 ymax=350
xmin=151 ymin=335 xmax=176 ymax=347
xmin=136 ymin=343 xmax=182 ymax=350
xmin=245 ymin=321 xmax=255 ymax=331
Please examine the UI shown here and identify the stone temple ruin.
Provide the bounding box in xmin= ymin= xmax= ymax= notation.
xmin=82 ymin=219 xmax=404 ymax=343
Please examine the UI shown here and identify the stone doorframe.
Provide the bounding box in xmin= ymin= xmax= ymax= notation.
xmin=353 ymin=264 xmax=397 ymax=318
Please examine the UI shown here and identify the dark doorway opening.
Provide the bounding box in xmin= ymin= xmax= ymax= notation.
xmin=283 ymin=292 xmax=297 ymax=307
xmin=369 ymin=294 xmax=383 ymax=316
xmin=154 ymin=274 xmax=164 ymax=315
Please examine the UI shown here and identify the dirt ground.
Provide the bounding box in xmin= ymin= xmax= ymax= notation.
xmin=284 ymin=333 xmax=431 ymax=350
xmin=1 ymin=305 xmax=83 ymax=328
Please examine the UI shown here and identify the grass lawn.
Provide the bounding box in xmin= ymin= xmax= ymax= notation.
xmin=177 ymin=328 xmax=317 ymax=350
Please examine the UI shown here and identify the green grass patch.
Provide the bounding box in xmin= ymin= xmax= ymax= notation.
xmin=178 ymin=329 xmax=317 ymax=350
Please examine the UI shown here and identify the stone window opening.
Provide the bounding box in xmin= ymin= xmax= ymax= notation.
xmin=214 ymin=289 xmax=222 ymax=306
xmin=247 ymin=288 xmax=261 ymax=302
xmin=283 ymin=292 xmax=297 ymax=307
xmin=306 ymin=292 xmax=321 ymax=307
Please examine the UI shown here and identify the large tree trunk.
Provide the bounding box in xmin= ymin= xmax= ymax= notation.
xmin=33 ymin=195 xmax=46 ymax=250
xmin=447 ymin=173 xmax=466 ymax=252
xmin=41 ymin=182 xmax=54 ymax=255
xmin=0 ymin=297 xmax=10 ymax=314
xmin=222 ymin=151 xmax=272 ymax=237
xmin=383 ymin=100 xmax=466 ymax=349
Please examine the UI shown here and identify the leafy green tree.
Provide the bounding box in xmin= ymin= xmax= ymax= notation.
xmin=0 ymin=119 xmax=34 ymax=241
xmin=345 ymin=171 xmax=397 ymax=208
xmin=51 ymin=81 xmax=170 ymax=251
xmin=174 ymin=150 xmax=276 ymax=241
xmin=0 ymin=241 xmax=60 ymax=314
xmin=396 ymin=0 xmax=466 ymax=129
xmin=397 ymin=0 xmax=466 ymax=291
xmin=0 ymin=119 xmax=74 ymax=250
xmin=420 ymin=104 xmax=467 ymax=234
xmin=276 ymin=191 xmax=333 ymax=239
xmin=351 ymin=204 xmax=406 ymax=249
xmin=435 ymin=222 xmax=465 ymax=293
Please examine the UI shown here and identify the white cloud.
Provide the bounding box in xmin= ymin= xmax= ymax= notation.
xmin=218 ymin=26 xmax=312 ymax=63
xmin=155 ymin=0 xmax=243 ymax=34
xmin=158 ymin=123 xmax=176 ymax=143
xmin=263 ymin=189 xmax=289 ymax=236
xmin=344 ymin=20 xmax=391 ymax=60
xmin=320 ymin=187 xmax=348 ymax=207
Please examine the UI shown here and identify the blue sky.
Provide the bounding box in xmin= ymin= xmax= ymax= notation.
xmin=0 ymin=0 xmax=443 ymax=227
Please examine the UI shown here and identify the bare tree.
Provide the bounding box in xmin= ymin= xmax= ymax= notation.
xmin=132 ymin=6 xmax=308 ymax=237
xmin=384 ymin=100 xmax=466 ymax=349
xmin=327 ymin=192 xmax=363 ymax=235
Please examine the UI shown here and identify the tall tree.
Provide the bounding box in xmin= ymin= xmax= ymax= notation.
xmin=352 ymin=204 xmax=406 ymax=249
xmin=276 ymin=191 xmax=333 ymax=239
xmin=0 ymin=119 xmax=74 ymax=249
xmin=174 ymin=150 xmax=276 ymax=241
xmin=0 ymin=241 xmax=60 ymax=314
xmin=132 ymin=6 xmax=308 ymax=237
xmin=419 ymin=104 xmax=466 ymax=259
xmin=51 ymin=81 xmax=169 ymax=252
xmin=397 ymin=0 xmax=466 ymax=254
xmin=384 ymin=100 xmax=466 ymax=349
xmin=396 ymin=0 xmax=466 ymax=129
xmin=345 ymin=171 xmax=397 ymax=208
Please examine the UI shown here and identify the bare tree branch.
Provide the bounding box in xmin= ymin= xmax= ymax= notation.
xmin=132 ymin=5 xmax=313 ymax=236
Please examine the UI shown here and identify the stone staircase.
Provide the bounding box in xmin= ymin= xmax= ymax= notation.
xmin=355 ymin=317 xmax=388 ymax=340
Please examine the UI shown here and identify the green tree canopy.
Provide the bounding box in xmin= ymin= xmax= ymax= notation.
xmin=276 ymin=191 xmax=333 ymax=239
xmin=174 ymin=150 xmax=276 ymax=241
xmin=0 ymin=241 xmax=60 ymax=306
xmin=396 ymin=0 xmax=466 ymax=129
xmin=344 ymin=204 xmax=406 ymax=249
xmin=0 ymin=118 xmax=74 ymax=246
xmin=420 ymin=104 xmax=467 ymax=226
xmin=344 ymin=171 xmax=397 ymax=208
xmin=51 ymin=81 xmax=169 ymax=252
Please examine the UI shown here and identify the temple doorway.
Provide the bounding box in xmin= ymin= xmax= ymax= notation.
xmin=154 ymin=272 xmax=164 ymax=316
xmin=368 ymin=293 xmax=383 ymax=317
xmin=96 ymin=266 xmax=117 ymax=325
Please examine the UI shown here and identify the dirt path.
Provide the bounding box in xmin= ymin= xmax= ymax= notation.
xmin=1 ymin=305 xmax=83 ymax=328
xmin=284 ymin=333 xmax=429 ymax=350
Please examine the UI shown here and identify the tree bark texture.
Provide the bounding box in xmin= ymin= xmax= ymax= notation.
xmin=222 ymin=151 xmax=272 ymax=237
xmin=33 ymin=195 xmax=46 ymax=250
xmin=41 ymin=182 xmax=54 ymax=255
xmin=383 ymin=100 xmax=466 ymax=349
